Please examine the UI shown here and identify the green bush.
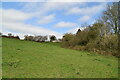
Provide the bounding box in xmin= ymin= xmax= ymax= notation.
xmin=62 ymin=33 xmax=75 ymax=47
xmin=86 ymin=34 xmax=118 ymax=56
xmin=61 ymin=22 xmax=118 ymax=57
xmin=76 ymin=31 xmax=89 ymax=46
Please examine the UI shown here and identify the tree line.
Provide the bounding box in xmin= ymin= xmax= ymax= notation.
xmin=0 ymin=32 xmax=59 ymax=42
xmin=24 ymin=35 xmax=60 ymax=42
xmin=0 ymin=33 xmax=20 ymax=40
xmin=61 ymin=2 xmax=119 ymax=57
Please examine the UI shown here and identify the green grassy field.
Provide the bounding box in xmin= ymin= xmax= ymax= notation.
xmin=2 ymin=38 xmax=118 ymax=78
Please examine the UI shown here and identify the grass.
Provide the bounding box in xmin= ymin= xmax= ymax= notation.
xmin=0 ymin=38 xmax=2 ymax=79
xmin=2 ymin=38 xmax=118 ymax=78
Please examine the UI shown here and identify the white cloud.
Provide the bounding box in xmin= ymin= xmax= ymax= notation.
xmin=41 ymin=2 xmax=84 ymax=12
xmin=46 ymin=0 xmax=118 ymax=2
xmin=38 ymin=14 xmax=55 ymax=24
xmin=67 ymin=27 xmax=79 ymax=34
xmin=67 ymin=27 xmax=85 ymax=34
xmin=0 ymin=9 xmax=2 ymax=32
xmin=0 ymin=9 xmax=32 ymax=22
xmin=1 ymin=0 xmax=118 ymax=2
xmin=78 ymin=15 xmax=90 ymax=22
xmin=1 ymin=8 xmax=62 ymax=39
xmin=2 ymin=22 xmax=62 ymax=39
xmin=22 ymin=2 xmax=86 ymax=17
xmin=67 ymin=3 xmax=106 ymax=15
xmin=54 ymin=21 xmax=77 ymax=28
xmin=0 ymin=2 xmax=108 ymax=39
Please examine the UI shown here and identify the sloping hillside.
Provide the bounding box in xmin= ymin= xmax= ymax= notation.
xmin=2 ymin=38 xmax=118 ymax=78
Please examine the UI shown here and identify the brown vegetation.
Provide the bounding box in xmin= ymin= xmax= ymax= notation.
xmin=61 ymin=2 xmax=119 ymax=57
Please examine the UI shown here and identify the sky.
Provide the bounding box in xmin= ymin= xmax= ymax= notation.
xmin=0 ymin=1 xmax=110 ymax=39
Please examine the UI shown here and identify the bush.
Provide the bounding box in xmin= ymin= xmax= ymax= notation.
xmin=62 ymin=33 xmax=75 ymax=47
xmin=76 ymin=31 xmax=89 ymax=46
xmin=72 ymin=45 xmax=86 ymax=51
xmin=50 ymin=35 xmax=56 ymax=42
xmin=61 ymin=22 xmax=118 ymax=57
xmin=86 ymin=34 xmax=118 ymax=56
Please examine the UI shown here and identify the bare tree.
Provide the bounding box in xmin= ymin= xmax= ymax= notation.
xmin=102 ymin=3 xmax=118 ymax=34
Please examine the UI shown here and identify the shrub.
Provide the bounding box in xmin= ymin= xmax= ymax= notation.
xmin=72 ymin=45 xmax=86 ymax=51
xmin=62 ymin=33 xmax=75 ymax=47
xmin=86 ymin=34 xmax=118 ymax=56
xmin=50 ymin=35 xmax=56 ymax=42
xmin=61 ymin=22 xmax=118 ymax=57
xmin=76 ymin=31 xmax=89 ymax=46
